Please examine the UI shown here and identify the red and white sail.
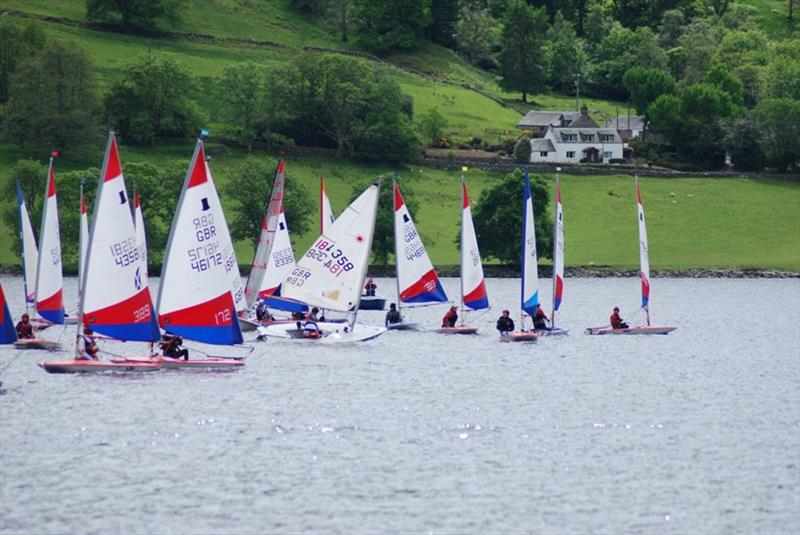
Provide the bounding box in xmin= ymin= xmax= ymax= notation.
xmin=81 ymin=133 xmax=160 ymax=341
xmin=636 ymin=177 xmax=650 ymax=310
xmin=393 ymin=179 xmax=447 ymax=304
xmin=282 ymin=182 xmax=380 ymax=313
xmin=460 ymin=178 xmax=488 ymax=311
xmin=34 ymin=158 xmax=64 ymax=324
xmin=133 ymin=190 xmax=148 ymax=290
xmin=244 ymin=160 xmax=286 ymax=310
xmin=258 ymin=209 xmax=295 ymax=299
xmin=521 ymin=171 xmax=539 ymax=316
xmin=552 ymin=176 xmax=565 ymax=317
xmin=78 ymin=183 xmax=89 ymax=296
xmin=16 ymin=182 xmax=38 ymax=307
xmin=157 ymin=140 xmax=243 ymax=345
xmin=320 ymin=176 xmax=335 ymax=234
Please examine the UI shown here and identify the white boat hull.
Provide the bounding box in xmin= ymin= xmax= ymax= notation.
xmin=499 ymin=331 xmax=537 ymax=342
xmin=39 ymin=359 xmax=160 ymax=374
xmin=112 ymin=355 xmax=244 ymax=369
xmin=15 ymin=339 xmax=61 ymax=351
xmin=256 ymin=321 xmax=385 ymax=342
xmin=386 ymin=322 xmax=419 ymax=331
xmin=237 ymin=317 xmax=260 ymax=332
xmin=535 ymin=327 xmax=569 ymax=336
xmin=585 ymin=326 xmax=677 ymax=335
xmin=435 ymin=326 xmax=478 ymax=335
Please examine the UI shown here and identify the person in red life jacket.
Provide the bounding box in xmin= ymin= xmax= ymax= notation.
xmin=364 ymin=278 xmax=377 ymax=297
xmin=533 ymin=305 xmax=550 ymax=330
xmin=610 ymin=307 xmax=629 ymax=329
xmin=15 ymin=313 xmax=34 ymax=339
xmin=442 ymin=305 xmax=458 ymax=328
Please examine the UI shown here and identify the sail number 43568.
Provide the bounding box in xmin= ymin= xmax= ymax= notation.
xmin=305 ymin=239 xmax=354 ymax=276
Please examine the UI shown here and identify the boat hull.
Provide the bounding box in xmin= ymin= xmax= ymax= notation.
xmin=237 ymin=317 xmax=260 ymax=332
xmin=39 ymin=359 xmax=161 ymax=374
xmin=499 ymin=331 xmax=537 ymax=342
xmin=359 ymin=296 xmax=386 ymax=310
xmin=14 ymin=339 xmax=61 ymax=351
xmin=30 ymin=319 xmax=52 ymax=331
xmin=112 ymin=355 xmax=244 ymax=369
xmin=435 ymin=326 xmax=478 ymax=335
xmin=535 ymin=327 xmax=569 ymax=336
xmin=585 ymin=326 xmax=677 ymax=335
xmin=386 ymin=322 xmax=420 ymax=331
xmin=257 ymin=322 xmax=385 ymax=342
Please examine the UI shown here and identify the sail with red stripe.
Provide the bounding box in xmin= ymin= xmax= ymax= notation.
xmin=34 ymin=158 xmax=64 ymax=324
xmin=321 ymin=176 xmax=335 ymax=234
xmin=460 ymin=178 xmax=489 ymax=311
xmin=520 ymin=171 xmax=539 ymax=316
xmin=636 ymin=177 xmax=650 ymax=309
xmin=81 ymin=132 xmax=160 ymax=341
xmin=244 ymin=160 xmax=286 ymax=310
xmin=393 ymin=179 xmax=447 ymax=304
xmin=0 ymin=283 xmax=16 ymax=343
xmin=157 ymin=140 xmax=243 ymax=345
xmin=257 ymin=208 xmax=296 ymax=300
xmin=133 ymin=190 xmax=148 ymax=290
xmin=16 ymin=182 xmax=38 ymax=308
xmin=552 ymin=175 xmax=565 ymax=315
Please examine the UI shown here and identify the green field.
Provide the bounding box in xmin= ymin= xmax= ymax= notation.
xmin=1 ymin=142 xmax=798 ymax=271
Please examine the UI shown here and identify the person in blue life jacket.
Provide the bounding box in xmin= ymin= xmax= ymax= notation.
xmin=496 ymin=310 xmax=515 ymax=334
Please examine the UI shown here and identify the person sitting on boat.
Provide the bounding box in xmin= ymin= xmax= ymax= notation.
xmin=255 ymin=300 xmax=273 ymax=322
xmin=160 ymin=333 xmax=189 ymax=360
xmin=442 ymin=306 xmax=458 ymax=328
xmin=610 ymin=307 xmax=629 ymax=329
xmin=77 ymin=326 xmax=99 ymax=361
xmin=364 ymin=278 xmax=377 ymax=297
xmin=302 ymin=321 xmax=321 ymax=339
xmin=385 ymin=303 xmax=402 ymax=326
xmin=533 ymin=305 xmax=550 ymax=330
xmin=306 ymin=307 xmax=320 ymax=321
xmin=496 ymin=310 xmax=515 ymax=334
xmin=15 ymin=313 xmax=34 ymax=339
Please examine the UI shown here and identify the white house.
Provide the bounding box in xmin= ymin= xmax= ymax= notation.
xmin=528 ymin=124 xmax=624 ymax=164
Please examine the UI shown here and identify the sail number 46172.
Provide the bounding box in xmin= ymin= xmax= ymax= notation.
xmin=305 ymin=239 xmax=354 ymax=276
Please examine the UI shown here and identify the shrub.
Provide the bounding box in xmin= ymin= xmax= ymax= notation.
xmin=513 ymin=137 xmax=531 ymax=163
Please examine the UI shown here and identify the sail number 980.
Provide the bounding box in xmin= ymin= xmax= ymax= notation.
xmin=305 ymin=239 xmax=354 ymax=276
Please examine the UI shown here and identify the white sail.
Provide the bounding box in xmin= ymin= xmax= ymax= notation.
xmin=552 ymin=175 xmax=565 ymax=318
xmin=282 ymin=182 xmax=380 ymax=313
xmin=34 ymin=158 xmax=64 ymax=323
xmin=636 ymin=177 xmax=651 ymax=313
xmin=16 ymin=182 xmax=39 ymax=307
xmin=78 ymin=183 xmax=89 ymax=296
xmin=133 ymin=191 xmax=148 ymax=290
xmin=156 ymin=140 xmax=243 ymax=345
xmin=259 ymin=209 xmax=296 ymax=298
xmin=393 ymin=179 xmax=447 ymax=305
xmin=521 ymin=172 xmax=538 ymax=316
xmin=244 ymin=160 xmax=286 ymax=310
xmin=460 ymin=178 xmax=489 ymax=311
xmin=321 ymin=176 xmax=335 ymax=234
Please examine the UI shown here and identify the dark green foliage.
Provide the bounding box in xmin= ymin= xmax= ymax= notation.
xmin=545 ymin=11 xmax=587 ymax=94
xmin=762 ymin=41 xmax=800 ymax=101
xmin=418 ymin=108 xmax=448 ymax=146
xmin=623 ymin=67 xmax=676 ymax=123
xmin=589 ymin=25 xmax=667 ymax=100
xmin=349 ymin=178 xmax=418 ymax=266
xmin=428 ymin=0 xmax=459 ymax=47
xmin=0 ymin=21 xmax=45 ymax=103
xmin=610 ymin=0 xmax=692 ymax=29
xmin=703 ymin=64 xmax=743 ymax=109
xmin=223 ymin=157 xmax=315 ymax=248
xmin=455 ymin=5 xmax=500 ymax=68
xmin=498 ymin=0 xmax=549 ymax=102
xmin=753 ymin=99 xmax=800 ymax=172
xmin=2 ymin=160 xmax=47 ymax=260
xmin=513 ymin=138 xmax=531 ymax=164
xmin=105 ymin=54 xmax=204 ymax=145
xmin=352 ymin=0 xmax=431 ymax=52
xmin=86 ymin=0 xmax=185 ymax=32
xmin=2 ymin=41 xmax=100 ymax=157
xmin=724 ymin=115 xmax=765 ymax=171
xmin=471 ymin=169 xmax=552 ymax=264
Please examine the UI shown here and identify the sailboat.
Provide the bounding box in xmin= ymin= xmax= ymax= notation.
xmin=15 ymin=181 xmax=52 ymax=332
xmin=133 ymin=189 xmax=148 ymax=290
xmin=321 ymin=175 xmax=335 ymax=234
xmin=390 ymin=178 xmax=447 ymax=330
xmin=548 ymin=173 xmax=567 ymax=334
xmin=436 ymin=176 xmax=488 ymax=334
xmin=261 ymin=182 xmax=386 ymax=342
xmin=40 ymin=132 xmax=161 ymax=373
xmin=143 ymin=140 xmax=245 ymax=368
xmin=585 ymin=177 xmax=677 ymax=335
xmin=1 ymin=283 xmax=17 ymax=344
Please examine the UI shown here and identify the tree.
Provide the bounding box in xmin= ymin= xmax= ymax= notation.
xmin=513 ymin=137 xmax=531 ymax=163
xmin=583 ymin=1 xmax=611 ymax=48
xmin=648 ymin=93 xmax=682 ymax=141
xmin=623 ymin=67 xmax=676 ymax=126
xmin=670 ymin=83 xmax=734 ymax=168
xmin=260 ymin=67 xmax=294 ymax=152
xmin=545 ymin=11 xmax=588 ymax=94
xmin=105 ymin=53 xmax=204 ymax=145
xmin=219 ymin=63 xmax=263 ymax=150
xmin=754 ymin=99 xmax=800 ymax=172
xmin=0 ymin=20 xmax=45 ymax=104
xmin=417 ymin=108 xmax=448 ymax=146
xmin=498 ymin=0 xmax=549 ymax=102
xmin=350 ymin=178 xmax=418 ymax=267
xmin=762 ymin=41 xmax=800 ymax=101
xmin=455 ymin=6 xmax=500 ymax=69
xmin=703 ymin=63 xmax=743 ymax=109
xmin=223 ymin=157 xmax=314 ymax=248
xmin=352 ymin=0 xmax=431 ymax=52
xmin=724 ymin=115 xmax=765 ymax=171
xmin=1 ymin=159 xmax=47 ymax=260
xmin=657 ymin=9 xmax=685 ymax=48
xmin=86 ymin=0 xmax=185 ymax=32
xmin=2 ymin=41 xmax=100 ymax=156
xmin=471 ymin=169 xmax=552 ymax=264
xmin=428 ymin=0 xmax=459 ymax=47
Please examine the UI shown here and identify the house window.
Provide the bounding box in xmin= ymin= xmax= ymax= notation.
xmin=540 ymin=151 xmax=548 ymax=157
xmin=601 ymin=134 xmax=614 ymax=142
xmin=581 ymin=134 xmax=594 ymax=142
xmin=562 ymin=134 xmax=577 ymax=142
xmin=566 ymin=151 xmax=575 ymax=158
xmin=603 ymin=151 xmax=613 ymax=160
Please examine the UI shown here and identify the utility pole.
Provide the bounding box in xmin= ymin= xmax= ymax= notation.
xmin=573 ymin=74 xmax=581 ymax=111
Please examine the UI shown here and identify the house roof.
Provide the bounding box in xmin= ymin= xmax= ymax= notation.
xmin=530 ymin=138 xmax=556 ymax=152
xmin=552 ymin=128 xmax=623 ymax=144
xmin=604 ymin=115 xmax=645 ymax=131
xmin=517 ymin=111 xmax=580 ymax=129
xmin=567 ymin=113 xmax=598 ymax=128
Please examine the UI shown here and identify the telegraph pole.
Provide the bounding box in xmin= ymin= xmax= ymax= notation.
xmin=573 ymin=74 xmax=581 ymax=111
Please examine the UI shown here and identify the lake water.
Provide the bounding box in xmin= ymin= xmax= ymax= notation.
xmin=1 ymin=275 xmax=798 ymax=534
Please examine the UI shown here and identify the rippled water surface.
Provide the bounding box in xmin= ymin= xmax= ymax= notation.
xmin=1 ymin=275 xmax=799 ymax=534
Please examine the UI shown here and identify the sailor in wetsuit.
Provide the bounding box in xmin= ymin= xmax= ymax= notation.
xmin=15 ymin=313 xmax=34 ymax=339
xmin=160 ymin=333 xmax=189 ymax=360
xmin=496 ymin=310 xmax=515 ymax=334
xmin=385 ymin=303 xmax=402 ymax=326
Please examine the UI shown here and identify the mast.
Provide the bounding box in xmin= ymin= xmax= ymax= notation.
xmin=392 ymin=174 xmax=402 ymax=318
xmin=459 ymin=174 xmax=465 ymax=326
xmin=636 ymin=175 xmax=651 ymax=326
xmin=551 ymin=170 xmax=563 ymax=329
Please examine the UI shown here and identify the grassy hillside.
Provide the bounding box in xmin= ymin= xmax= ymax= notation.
xmin=2 ymin=141 xmax=798 ymax=271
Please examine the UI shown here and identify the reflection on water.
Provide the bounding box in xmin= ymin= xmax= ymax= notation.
xmin=1 ymin=275 xmax=799 ymax=534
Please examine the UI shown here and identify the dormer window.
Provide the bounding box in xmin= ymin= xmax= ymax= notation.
xmin=580 ymin=133 xmax=594 ymax=142
xmin=601 ymin=134 xmax=615 ymax=142
xmin=562 ymin=134 xmax=577 ymax=142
